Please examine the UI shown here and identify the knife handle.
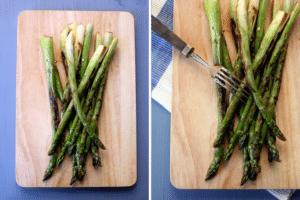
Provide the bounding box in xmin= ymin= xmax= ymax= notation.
xmin=151 ymin=15 xmax=194 ymax=57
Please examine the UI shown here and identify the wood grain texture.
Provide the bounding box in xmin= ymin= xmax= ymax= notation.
xmin=171 ymin=0 xmax=300 ymax=189
xmin=16 ymin=11 xmax=136 ymax=187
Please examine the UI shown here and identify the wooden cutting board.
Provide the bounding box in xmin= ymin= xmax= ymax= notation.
xmin=171 ymin=0 xmax=300 ymax=189
xmin=16 ymin=11 xmax=136 ymax=187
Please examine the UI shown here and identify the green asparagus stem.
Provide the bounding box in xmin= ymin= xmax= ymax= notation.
xmin=70 ymin=141 xmax=80 ymax=185
xmin=90 ymin=69 xmax=109 ymax=166
xmin=68 ymin=121 xmax=83 ymax=156
xmin=80 ymin=23 xmax=94 ymax=79
xmin=221 ymin=35 xmax=234 ymax=72
xmin=241 ymin=146 xmax=250 ymax=185
xmin=62 ymin=84 xmax=71 ymax=104
xmin=254 ymin=0 xmax=269 ymax=53
xmin=48 ymin=42 xmax=108 ymax=155
xmin=43 ymin=154 xmax=57 ymax=181
xmin=273 ymin=0 xmax=281 ymax=19
xmin=40 ymin=36 xmax=60 ymax=181
xmin=74 ymin=24 xmax=85 ymax=71
xmin=236 ymin=0 xmax=251 ymax=68
xmin=40 ymin=36 xmax=56 ymax=98
xmin=60 ymin=24 xmax=71 ymax=71
xmin=204 ymin=0 xmax=222 ymax=66
xmin=95 ymin=33 xmax=102 ymax=49
xmin=54 ymin=65 xmax=64 ymax=102
xmin=247 ymin=0 xmax=260 ymax=41
xmin=230 ymin=0 xmax=238 ymax=23
xmin=204 ymin=0 xmax=227 ymax=180
xmin=247 ymin=119 xmax=261 ymax=173
xmin=283 ymin=0 xmax=294 ymax=14
xmin=266 ymin=132 xmax=281 ymax=162
xmin=205 ymin=145 xmax=224 ymax=181
xmin=239 ymin=101 xmax=257 ymax=148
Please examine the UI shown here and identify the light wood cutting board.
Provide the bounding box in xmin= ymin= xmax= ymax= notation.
xmin=170 ymin=0 xmax=300 ymax=189
xmin=16 ymin=11 xmax=136 ymax=187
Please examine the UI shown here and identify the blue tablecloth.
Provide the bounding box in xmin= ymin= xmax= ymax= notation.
xmin=0 ymin=0 xmax=148 ymax=199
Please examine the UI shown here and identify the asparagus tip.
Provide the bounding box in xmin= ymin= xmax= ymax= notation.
xmin=223 ymin=150 xmax=233 ymax=162
xmin=70 ymin=176 xmax=77 ymax=185
xmin=241 ymin=175 xmax=249 ymax=186
xmin=250 ymin=161 xmax=261 ymax=173
xmin=249 ymin=170 xmax=258 ymax=181
xmin=42 ymin=173 xmax=52 ymax=181
xmin=205 ymin=165 xmax=219 ymax=181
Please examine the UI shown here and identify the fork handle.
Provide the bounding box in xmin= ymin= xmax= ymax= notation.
xmin=151 ymin=15 xmax=194 ymax=57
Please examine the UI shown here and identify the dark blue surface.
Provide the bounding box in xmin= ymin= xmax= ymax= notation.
xmin=151 ymin=99 xmax=300 ymax=200
xmin=0 ymin=0 xmax=148 ymax=199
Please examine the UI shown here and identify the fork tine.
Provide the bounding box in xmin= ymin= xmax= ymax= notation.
xmin=220 ymin=68 xmax=253 ymax=93
xmin=214 ymin=78 xmax=247 ymax=104
xmin=218 ymin=70 xmax=251 ymax=96
xmin=216 ymin=74 xmax=249 ymax=100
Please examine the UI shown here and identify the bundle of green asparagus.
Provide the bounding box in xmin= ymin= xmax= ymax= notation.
xmin=40 ymin=23 xmax=118 ymax=185
xmin=204 ymin=0 xmax=299 ymax=185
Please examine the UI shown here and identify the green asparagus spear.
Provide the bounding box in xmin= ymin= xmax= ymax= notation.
xmin=40 ymin=36 xmax=60 ymax=181
xmin=95 ymin=33 xmax=102 ymax=49
xmin=241 ymin=146 xmax=250 ymax=185
xmin=248 ymin=0 xmax=260 ymax=40
xmin=221 ymin=35 xmax=234 ymax=72
xmin=266 ymin=132 xmax=281 ymax=162
xmin=204 ymin=0 xmax=227 ymax=180
xmin=68 ymin=121 xmax=83 ymax=156
xmin=205 ymin=145 xmax=224 ymax=181
xmin=70 ymin=145 xmax=79 ymax=185
xmin=236 ymin=0 xmax=251 ymax=68
xmin=53 ymin=65 xmax=64 ymax=102
xmin=90 ymin=69 xmax=109 ymax=166
xmin=74 ymin=24 xmax=85 ymax=72
xmin=62 ymin=84 xmax=71 ymax=105
xmin=254 ymin=0 xmax=269 ymax=53
xmin=43 ymin=153 xmax=57 ymax=181
xmin=80 ymin=23 xmax=94 ymax=79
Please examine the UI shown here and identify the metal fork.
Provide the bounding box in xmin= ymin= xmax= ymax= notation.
xmin=151 ymin=15 xmax=251 ymax=102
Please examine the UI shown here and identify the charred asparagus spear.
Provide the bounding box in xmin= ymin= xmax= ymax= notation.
xmin=204 ymin=0 xmax=227 ymax=180
xmin=40 ymin=36 xmax=60 ymax=181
